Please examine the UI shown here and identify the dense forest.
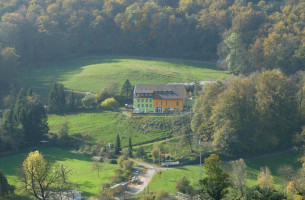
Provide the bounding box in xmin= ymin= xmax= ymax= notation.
xmin=0 ymin=0 xmax=304 ymax=104
xmin=192 ymin=70 xmax=305 ymax=154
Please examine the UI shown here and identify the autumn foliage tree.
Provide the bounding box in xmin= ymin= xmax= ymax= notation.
xmin=192 ymin=70 xmax=299 ymax=154
xmin=20 ymin=151 xmax=71 ymax=200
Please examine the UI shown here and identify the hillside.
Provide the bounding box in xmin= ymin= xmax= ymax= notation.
xmin=21 ymin=56 xmax=229 ymax=99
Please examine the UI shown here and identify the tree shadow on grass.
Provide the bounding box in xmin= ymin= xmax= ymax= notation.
xmin=0 ymin=147 xmax=93 ymax=177
xmin=75 ymin=181 xmax=97 ymax=197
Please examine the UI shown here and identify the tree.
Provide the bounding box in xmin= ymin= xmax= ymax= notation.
xmin=0 ymin=170 xmax=14 ymax=197
xmin=151 ymin=144 xmax=160 ymax=164
xmin=256 ymin=70 xmax=298 ymax=151
xmin=191 ymin=81 xmax=226 ymax=141
xmin=14 ymin=89 xmax=49 ymax=144
xmin=49 ymin=83 xmax=66 ymax=112
xmin=91 ymin=160 xmax=102 ymax=178
xmin=101 ymin=98 xmax=119 ymax=110
xmin=59 ymin=121 xmax=69 ymax=138
xmin=128 ymin=135 xmax=133 ymax=158
xmin=121 ymin=79 xmax=134 ymax=100
xmin=200 ymin=154 xmax=230 ymax=200
xmin=0 ymin=47 xmax=19 ymax=104
xmin=230 ymin=159 xmax=247 ymax=199
xmin=256 ymin=167 xmax=274 ymax=191
xmin=96 ymin=88 xmax=111 ymax=104
xmin=66 ymin=91 xmax=76 ymax=111
xmin=223 ymin=32 xmax=248 ymax=74
xmin=176 ymin=176 xmax=193 ymax=195
xmin=21 ymin=151 xmax=69 ymax=200
xmin=115 ymin=134 xmax=122 ymax=154
xmin=81 ymin=95 xmax=96 ymax=108
xmin=135 ymin=146 xmax=146 ymax=159
xmin=178 ymin=124 xmax=194 ymax=153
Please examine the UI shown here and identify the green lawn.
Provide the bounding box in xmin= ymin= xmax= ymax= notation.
xmin=22 ymin=56 xmax=229 ymax=99
xmin=48 ymin=111 xmax=173 ymax=145
xmin=0 ymin=147 xmax=118 ymax=198
xmin=140 ymin=150 xmax=302 ymax=195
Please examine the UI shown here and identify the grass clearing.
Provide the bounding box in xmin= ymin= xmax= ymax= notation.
xmin=138 ymin=150 xmax=301 ymax=196
xmin=22 ymin=56 xmax=229 ymax=100
xmin=0 ymin=147 xmax=118 ymax=198
xmin=48 ymin=111 xmax=173 ymax=145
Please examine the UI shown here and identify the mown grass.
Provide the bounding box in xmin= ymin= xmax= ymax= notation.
xmin=138 ymin=150 xmax=302 ymax=196
xmin=0 ymin=147 xmax=118 ymax=198
xmin=21 ymin=56 xmax=229 ymax=99
xmin=48 ymin=111 xmax=173 ymax=146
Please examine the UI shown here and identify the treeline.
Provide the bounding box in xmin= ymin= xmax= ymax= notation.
xmin=192 ymin=70 xmax=305 ymax=154
xmin=1 ymin=0 xmax=301 ymax=72
xmin=0 ymin=88 xmax=48 ymax=153
xmin=0 ymin=0 xmax=304 ymax=101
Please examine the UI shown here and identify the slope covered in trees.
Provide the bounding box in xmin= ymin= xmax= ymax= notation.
xmin=192 ymin=70 xmax=305 ymax=154
xmin=0 ymin=0 xmax=303 ymax=104
xmin=0 ymin=0 xmax=302 ymax=67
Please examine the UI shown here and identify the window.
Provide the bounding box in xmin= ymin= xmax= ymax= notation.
xmin=161 ymin=101 xmax=163 ymax=105
xmin=176 ymin=101 xmax=179 ymax=106
xmin=137 ymin=99 xmax=140 ymax=102
xmin=166 ymin=101 xmax=167 ymax=106
xmin=138 ymin=104 xmax=140 ymax=107
xmin=150 ymin=104 xmax=152 ymax=107
xmin=142 ymin=104 xmax=144 ymax=107
xmin=141 ymin=99 xmax=144 ymax=102
xmin=146 ymin=99 xmax=148 ymax=102
xmin=150 ymin=99 xmax=152 ymax=102
xmin=146 ymin=104 xmax=148 ymax=107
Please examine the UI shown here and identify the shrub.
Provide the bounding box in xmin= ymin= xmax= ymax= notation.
xmin=101 ymin=98 xmax=119 ymax=110
xmin=81 ymin=95 xmax=96 ymax=108
xmin=109 ymin=159 xmax=117 ymax=164
xmin=176 ymin=176 xmax=193 ymax=195
xmin=155 ymin=190 xmax=170 ymax=200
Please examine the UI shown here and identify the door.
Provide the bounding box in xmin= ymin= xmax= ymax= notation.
xmin=156 ymin=107 xmax=163 ymax=113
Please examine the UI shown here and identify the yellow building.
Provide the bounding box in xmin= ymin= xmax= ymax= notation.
xmin=134 ymin=84 xmax=186 ymax=113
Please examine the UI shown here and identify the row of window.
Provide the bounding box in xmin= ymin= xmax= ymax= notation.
xmin=137 ymin=104 xmax=153 ymax=108
xmin=156 ymin=101 xmax=179 ymax=106
xmin=137 ymin=99 xmax=153 ymax=103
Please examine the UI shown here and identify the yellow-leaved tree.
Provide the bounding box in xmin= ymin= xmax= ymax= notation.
xmin=256 ymin=167 xmax=274 ymax=191
xmin=20 ymin=151 xmax=71 ymax=200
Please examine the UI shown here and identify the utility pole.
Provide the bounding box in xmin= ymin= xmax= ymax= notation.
xmin=199 ymin=139 xmax=202 ymax=190
xmin=159 ymin=151 xmax=161 ymax=166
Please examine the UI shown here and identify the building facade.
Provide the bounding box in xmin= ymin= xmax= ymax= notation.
xmin=133 ymin=84 xmax=186 ymax=113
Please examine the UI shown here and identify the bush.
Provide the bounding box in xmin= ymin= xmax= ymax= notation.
xmin=95 ymin=88 xmax=111 ymax=104
xmin=101 ymin=98 xmax=119 ymax=110
xmin=135 ymin=146 xmax=146 ymax=159
xmin=176 ymin=176 xmax=193 ymax=195
xmin=155 ymin=190 xmax=170 ymax=200
xmin=109 ymin=159 xmax=117 ymax=164
xmin=81 ymin=95 xmax=96 ymax=108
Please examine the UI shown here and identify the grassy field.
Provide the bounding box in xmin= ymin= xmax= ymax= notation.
xmin=0 ymin=147 xmax=118 ymax=198
xmin=48 ymin=111 xmax=174 ymax=145
xmin=139 ymin=150 xmax=302 ymax=196
xmin=21 ymin=56 xmax=229 ymax=99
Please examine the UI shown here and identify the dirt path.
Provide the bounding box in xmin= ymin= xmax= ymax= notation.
xmin=127 ymin=161 xmax=169 ymax=195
